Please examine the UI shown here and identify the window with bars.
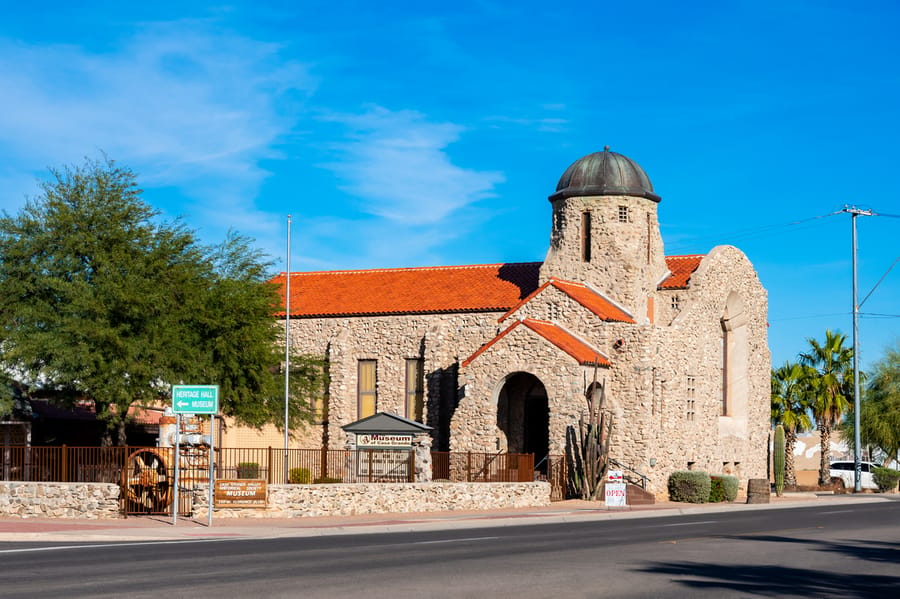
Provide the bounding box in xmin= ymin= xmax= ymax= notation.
xmin=686 ymin=375 xmax=696 ymax=422
xmin=405 ymin=358 xmax=424 ymax=422
xmin=618 ymin=205 xmax=630 ymax=223
xmin=358 ymin=360 xmax=377 ymax=418
xmin=671 ymin=295 xmax=680 ymax=311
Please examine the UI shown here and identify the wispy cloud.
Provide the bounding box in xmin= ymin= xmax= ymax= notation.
xmin=0 ymin=20 xmax=314 ymax=244
xmin=320 ymin=106 xmax=504 ymax=226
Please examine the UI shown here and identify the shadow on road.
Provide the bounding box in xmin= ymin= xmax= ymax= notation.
xmin=635 ymin=536 xmax=900 ymax=598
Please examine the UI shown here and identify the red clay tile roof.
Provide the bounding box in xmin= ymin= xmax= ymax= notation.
xmin=463 ymin=318 xmax=610 ymax=367
xmin=499 ymin=278 xmax=635 ymax=324
xmin=660 ymin=255 xmax=704 ymax=289
xmin=271 ymin=262 xmax=541 ymax=317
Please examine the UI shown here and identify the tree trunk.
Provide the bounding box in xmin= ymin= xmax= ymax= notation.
xmin=785 ymin=429 xmax=797 ymax=487
xmin=819 ymin=423 xmax=832 ymax=486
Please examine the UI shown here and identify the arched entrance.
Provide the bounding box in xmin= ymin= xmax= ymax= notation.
xmin=496 ymin=372 xmax=549 ymax=466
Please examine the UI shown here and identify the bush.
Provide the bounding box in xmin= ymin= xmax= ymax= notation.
xmin=710 ymin=474 xmax=739 ymax=502
xmin=289 ymin=467 xmax=311 ymax=484
xmin=313 ymin=476 xmax=342 ymax=484
xmin=873 ymin=466 xmax=900 ymax=492
xmin=708 ymin=476 xmax=726 ymax=502
xmin=668 ymin=470 xmax=711 ymax=503
xmin=236 ymin=462 xmax=260 ymax=479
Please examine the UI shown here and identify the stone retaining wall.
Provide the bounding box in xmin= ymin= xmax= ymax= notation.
xmin=0 ymin=481 xmax=550 ymax=519
xmin=0 ymin=482 xmax=120 ymax=519
xmin=193 ymin=481 xmax=551 ymax=519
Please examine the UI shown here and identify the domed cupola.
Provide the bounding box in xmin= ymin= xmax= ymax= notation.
xmin=550 ymin=146 xmax=660 ymax=203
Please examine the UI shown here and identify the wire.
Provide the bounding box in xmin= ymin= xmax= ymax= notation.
xmin=860 ymin=256 xmax=900 ymax=308
xmin=666 ymin=211 xmax=844 ymax=253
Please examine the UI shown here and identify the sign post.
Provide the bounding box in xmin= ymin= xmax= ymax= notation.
xmin=171 ymin=385 xmax=219 ymax=526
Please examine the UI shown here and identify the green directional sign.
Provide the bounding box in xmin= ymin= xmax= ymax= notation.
xmin=172 ymin=385 xmax=219 ymax=414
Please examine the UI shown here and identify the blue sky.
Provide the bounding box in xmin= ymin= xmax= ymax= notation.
xmin=0 ymin=1 xmax=898 ymax=371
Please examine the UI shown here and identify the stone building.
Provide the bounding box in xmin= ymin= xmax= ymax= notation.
xmin=271 ymin=148 xmax=770 ymax=497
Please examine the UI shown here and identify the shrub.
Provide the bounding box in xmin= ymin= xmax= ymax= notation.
xmin=236 ymin=462 xmax=260 ymax=479
xmin=668 ymin=470 xmax=711 ymax=503
xmin=873 ymin=466 xmax=900 ymax=492
xmin=289 ymin=467 xmax=311 ymax=484
xmin=710 ymin=474 xmax=739 ymax=502
xmin=708 ymin=476 xmax=726 ymax=502
xmin=313 ymin=476 xmax=342 ymax=484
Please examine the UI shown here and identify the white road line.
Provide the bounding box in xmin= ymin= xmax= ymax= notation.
xmin=0 ymin=537 xmax=233 ymax=554
xmin=414 ymin=536 xmax=500 ymax=545
xmin=660 ymin=520 xmax=718 ymax=527
xmin=819 ymin=510 xmax=854 ymax=515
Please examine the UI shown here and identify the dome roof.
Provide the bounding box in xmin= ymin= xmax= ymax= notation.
xmin=550 ymin=147 xmax=660 ymax=202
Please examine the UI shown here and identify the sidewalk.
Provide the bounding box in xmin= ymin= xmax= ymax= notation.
xmin=0 ymin=493 xmax=891 ymax=544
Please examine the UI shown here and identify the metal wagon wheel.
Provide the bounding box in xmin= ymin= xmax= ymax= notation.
xmin=125 ymin=448 xmax=172 ymax=512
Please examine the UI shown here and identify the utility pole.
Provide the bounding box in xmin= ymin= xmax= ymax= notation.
xmin=843 ymin=205 xmax=872 ymax=492
xmin=284 ymin=215 xmax=292 ymax=485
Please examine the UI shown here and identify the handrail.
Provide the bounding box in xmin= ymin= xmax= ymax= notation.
xmin=609 ymin=457 xmax=649 ymax=490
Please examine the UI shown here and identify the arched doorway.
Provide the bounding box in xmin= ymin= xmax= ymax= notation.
xmin=496 ymin=372 xmax=549 ymax=466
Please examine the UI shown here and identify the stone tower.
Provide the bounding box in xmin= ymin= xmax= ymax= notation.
xmin=540 ymin=147 xmax=668 ymax=322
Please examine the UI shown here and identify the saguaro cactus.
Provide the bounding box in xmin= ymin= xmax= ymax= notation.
xmin=774 ymin=424 xmax=785 ymax=497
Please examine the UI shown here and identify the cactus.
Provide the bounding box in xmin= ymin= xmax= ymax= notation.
xmin=774 ymin=424 xmax=785 ymax=497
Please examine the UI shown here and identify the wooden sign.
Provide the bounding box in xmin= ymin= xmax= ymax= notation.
xmin=214 ymin=479 xmax=267 ymax=508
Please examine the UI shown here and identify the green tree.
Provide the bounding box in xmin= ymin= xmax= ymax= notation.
xmin=850 ymin=342 xmax=900 ymax=464
xmin=800 ymin=330 xmax=854 ymax=486
xmin=0 ymin=157 xmax=322 ymax=445
xmin=771 ymin=361 xmax=814 ymax=486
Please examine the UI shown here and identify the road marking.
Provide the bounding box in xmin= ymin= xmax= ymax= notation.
xmin=0 ymin=537 xmax=234 ymax=554
xmin=660 ymin=520 xmax=718 ymax=527
xmin=414 ymin=536 xmax=499 ymax=545
xmin=819 ymin=510 xmax=853 ymax=515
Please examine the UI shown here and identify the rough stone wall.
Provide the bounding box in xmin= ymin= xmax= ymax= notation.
xmin=455 ymin=325 xmax=588 ymax=455
xmin=0 ymin=482 xmax=120 ymax=519
xmin=541 ymin=195 xmax=667 ymax=321
xmin=192 ymin=481 xmax=550 ymax=518
xmin=626 ymin=245 xmax=770 ymax=497
xmin=282 ymin=312 xmax=505 ymax=449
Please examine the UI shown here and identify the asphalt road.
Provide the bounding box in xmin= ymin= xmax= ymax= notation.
xmin=2 ymin=499 xmax=898 ymax=598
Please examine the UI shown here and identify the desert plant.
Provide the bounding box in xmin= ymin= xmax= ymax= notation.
xmin=872 ymin=466 xmax=900 ymax=492
xmin=720 ymin=474 xmax=739 ymax=501
xmin=709 ymin=474 xmax=739 ymax=502
xmin=774 ymin=424 xmax=785 ymax=496
xmin=289 ymin=467 xmax=311 ymax=484
xmin=236 ymin=462 xmax=260 ymax=479
xmin=566 ymin=365 xmax=614 ymax=500
xmin=708 ymin=476 xmax=726 ymax=502
xmin=668 ymin=470 xmax=711 ymax=503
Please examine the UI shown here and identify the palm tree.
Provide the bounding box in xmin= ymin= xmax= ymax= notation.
xmin=771 ymin=361 xmax=814 ymax=486
xmin=801 ymin=330 xmax=854 ymax=486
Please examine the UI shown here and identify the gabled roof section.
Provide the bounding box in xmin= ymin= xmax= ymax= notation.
xmin=660 ymin=255 xmax=704 ymax=289
xmin=271 ymin=262 xmax=541 ymax=318
xmin=463 ymin=318 xmax=610 ymax=368
xmin=342 ymin=412 xmax=432 ymax=434
xmin=499 ymin=278 xmax=635 ymax=324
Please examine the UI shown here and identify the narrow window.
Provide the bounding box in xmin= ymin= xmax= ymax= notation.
xmin=618 ymin=205 xmax=629 ymax=223
xmin=358 ymin=360 xmax=377 ymax=418
xmin=581 ymin=211 xmax=591 ymax=262
xmin=671 ymin=295 xmax=680 ymax=311
xmin=405 ymin=358 xmax=424 ymax=422
xmin=686 ymin=376 xmax=696 ymax=422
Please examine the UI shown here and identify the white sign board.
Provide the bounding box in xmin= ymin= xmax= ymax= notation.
xmin=605 ymin=483 xmax=627 ymax=507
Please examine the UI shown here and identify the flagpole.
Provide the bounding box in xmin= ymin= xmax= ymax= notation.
xmin=284 ymin=215 xmax=291 ymax=484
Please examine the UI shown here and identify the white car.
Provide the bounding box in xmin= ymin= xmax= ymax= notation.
xmin=829 ymin=460 xmax=879 ymax=490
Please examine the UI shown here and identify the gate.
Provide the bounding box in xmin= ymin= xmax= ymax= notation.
xmin=121 ymin=447 xmax=208 ymax=517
